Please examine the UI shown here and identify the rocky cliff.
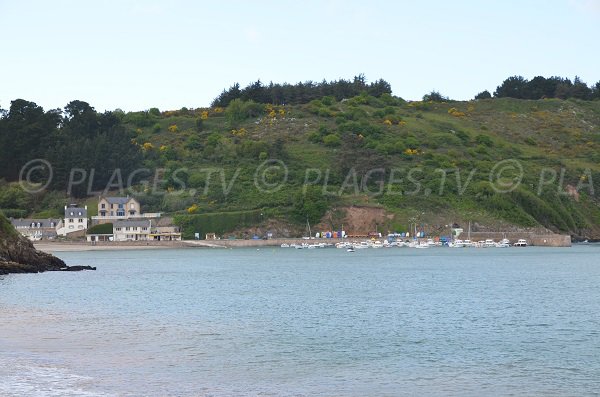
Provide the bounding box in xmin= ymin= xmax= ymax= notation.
xmin=0 ymin=213 xmax=93 ymax=274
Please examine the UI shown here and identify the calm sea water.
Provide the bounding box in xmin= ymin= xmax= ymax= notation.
xmin=1 ymin=246 xmax=599 ymax=396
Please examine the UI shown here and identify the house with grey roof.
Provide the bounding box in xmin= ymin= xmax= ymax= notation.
xmin=113 ymin=219 xmax=152 ymax=241
xmin=97 ymin=196 xmax=141 ymax=220
xmin=57 ymin=204 xmax=88 ymax=236
xmin=92 ymin=195 xmax=161 ymax=225
xmin=10 ymin=218 xmax=60 ymax=240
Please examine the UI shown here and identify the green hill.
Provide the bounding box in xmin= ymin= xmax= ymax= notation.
xmin=1 ymin=84 xmax=600 ymax=240
xmin=119 ymin=95 xmax=600 ymax=239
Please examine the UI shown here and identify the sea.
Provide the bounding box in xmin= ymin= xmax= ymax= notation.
xmin=0 ymin=245 xmax=599 ymax=396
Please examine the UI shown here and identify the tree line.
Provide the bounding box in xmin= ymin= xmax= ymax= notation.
xmin=212 ymin=75 xmax=392 ymax=107
xmin=0 ymin=99 xmax=142 ymax=197
xmin=475 ymin=75 xmax=600 ymax=101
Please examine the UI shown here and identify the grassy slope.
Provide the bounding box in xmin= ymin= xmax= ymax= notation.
xmin=122 ymin=97 xmax=600 ymax=237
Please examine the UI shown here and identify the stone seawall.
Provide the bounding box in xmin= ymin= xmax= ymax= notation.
xmin=466 ymin=232 xmax=571 ymax=247
xmin=36 ymin=233 xmax=572 ymax=251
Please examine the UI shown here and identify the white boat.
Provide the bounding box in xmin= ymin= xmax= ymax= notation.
xmin=280 ymin=243 xmax=290 ymax=248
xmin=347 ymin=247 xmax=355 ymax=252
xmin=463 ymin=240 xmax=474 ymax=247
xmin=448 ymin=239 xmax=465 ymax=248
xmin=484 ymin=239 xmax=496 ymax=248
xmin=495 ymin=238 xmax=510 ymax=248
xmin=514 ymin=239 xmax=528 ymax=247
xmin=372 ymin=241 xmax=383 ymax=249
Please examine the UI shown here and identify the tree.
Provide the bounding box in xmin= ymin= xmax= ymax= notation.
xmin=494 ymin=76 xmax=528 ymax=98
xmin=64 ymin=100 xmax=98 ymax=131
xmin=474 ymin=90 xmax=492 ymax=100
xmin=422 ymin=90 xmax=448 ymax=102
xmin=211 ymin=76 xmax=393 ymax=106
xmin=293 ymin=186 xmax=329 ymax=225
xmin=225 ymin=99 xmax=247 ymax=129
xmin=570 ymin=76 xmax=592 ymax=100
xmin=0 ymin=99 xmax=59 ymax=180
xmin=592 ymin=81 xmax=600 ymax=100
xmin=525 ymin=76 xmax=558 ymax=99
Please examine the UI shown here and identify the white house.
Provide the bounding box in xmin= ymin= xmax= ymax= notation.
xmin=56 ymin=205 xmax=88 ymax=236
xmin=10 ymin=218 xmax=60 ymax=240
xmin=113 ymin=219 xmax=152 ymax=241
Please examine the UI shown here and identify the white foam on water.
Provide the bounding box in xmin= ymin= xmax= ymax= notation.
xmin=0 ymin=352 xmax=114 ymax=397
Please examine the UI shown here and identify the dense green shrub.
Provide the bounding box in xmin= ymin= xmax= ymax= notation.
xmin=174 ymin=210 xmax=263 ymax=239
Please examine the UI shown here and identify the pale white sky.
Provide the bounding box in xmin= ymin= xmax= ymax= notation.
xmin=1 ymin=0 xmax=599 ymax=112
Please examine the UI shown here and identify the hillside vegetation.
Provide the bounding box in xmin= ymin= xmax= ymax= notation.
xmin=1 ymin=76 xmax=600 ymax=239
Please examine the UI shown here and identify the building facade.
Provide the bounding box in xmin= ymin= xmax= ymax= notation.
xmin=113 ymin=219 xmax=152 ymax=241
xmin=57 ymin=205 xmax=88 ymax=236
xmin=10 ymin=218 xmax=60 ymax=240
xmin=97 ymin=196 xmax=141 ymax=219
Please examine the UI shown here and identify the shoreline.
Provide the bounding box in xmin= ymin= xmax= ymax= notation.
xmin=34 ymin=233 xmax=574 ymax=253
xmin=34 ymin=241 xmax=186 ymax=252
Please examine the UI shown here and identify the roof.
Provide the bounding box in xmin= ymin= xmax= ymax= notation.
xmin=65 ymin=207 xmax=87 ymax=218
xmin=114 ymin=220 xmax=151 ymax=228
xmin=11 ymin=218 xmax=60 ymax=228
xmin=101 ymin=196 xmax=137 ymax=205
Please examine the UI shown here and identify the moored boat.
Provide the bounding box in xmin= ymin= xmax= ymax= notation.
xmin=514 ymin=239 xmax=528 ymax=247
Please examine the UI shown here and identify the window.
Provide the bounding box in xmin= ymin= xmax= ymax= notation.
xmin=101 ymin=203 xmax=105 ymax=209
xmin=69 ymin=225 xmax=74 ymax=229
xmin=69 ymin=219 xmax=74 ymax=223
xmin=78 ymin=219 xmax=83 ymax=223
xmin=118 ymin=204 xmax=124 ymax=209
xmin=142 ymin=227 xmax=148 ymax=231
xmin=130 ymin=203 xmax=135 ymax=209
xmin=31 ymin=222 xmax=35 ymax=227
xmin=116 ymin=227 xmax=121 ymax=231
xmin=70 ymin=212 xmax=74 ymax=216
xmin=117 ymin=211 xmax=125 ymax=217
xmin=78 ymin=212 xmax=82 ymax=216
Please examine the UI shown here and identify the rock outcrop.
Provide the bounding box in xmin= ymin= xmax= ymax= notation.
xmin=0 ymin=213 xmax=95 ymax=274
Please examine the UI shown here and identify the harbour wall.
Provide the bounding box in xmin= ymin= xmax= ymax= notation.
xmin=187 ymin=234 xmax=572 ymax=248
xmin=465 ymin=232 xmax=571 ymax=247
xmin=35 ymin=234 xmax=572 ymax=249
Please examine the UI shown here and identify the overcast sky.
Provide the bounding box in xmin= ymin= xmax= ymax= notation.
xmin=1 ymin=0 xmax=599 ymax=112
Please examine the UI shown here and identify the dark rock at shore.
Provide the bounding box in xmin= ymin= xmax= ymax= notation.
xmin=0 ymin=213 xmax=95 ymax=275
xmin=62 ymin=265 xmax=97 ymax=271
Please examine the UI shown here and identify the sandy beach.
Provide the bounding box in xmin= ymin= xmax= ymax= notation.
xmin=33 ymin=238 xmax=336 ymax=253
xmin=34 ymin=241 xmax=187 ymax=253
